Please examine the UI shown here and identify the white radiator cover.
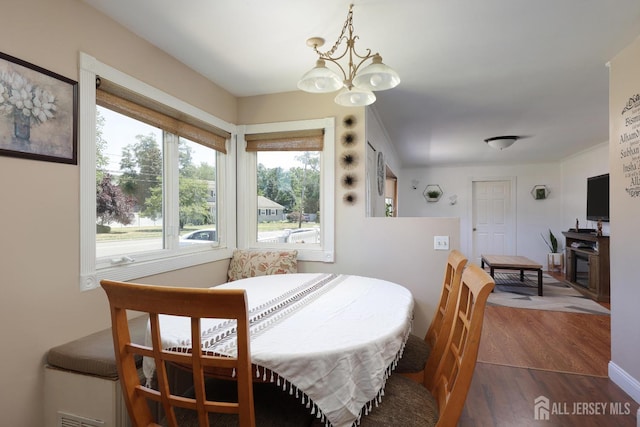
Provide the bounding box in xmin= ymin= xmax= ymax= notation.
xmin=58 ymin=411 xmax=105 ymax=427
xmin=44 ymin=366 xmax=132 ymax=427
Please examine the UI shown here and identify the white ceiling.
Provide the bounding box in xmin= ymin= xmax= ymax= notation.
xmin=82 ymin=0 xmax=640 ymax=167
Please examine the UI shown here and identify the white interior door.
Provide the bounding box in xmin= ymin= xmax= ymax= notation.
xmin=471 ymin=179 xmax=516 ymax=265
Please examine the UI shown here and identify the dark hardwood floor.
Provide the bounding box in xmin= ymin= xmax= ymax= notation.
xmin=459 ymin=276 xmax=638 ymax=427
xmin=477 ymin=305 xmax=610 ymax=377
xmin=459 ymin=363 xmax=637 ymax=427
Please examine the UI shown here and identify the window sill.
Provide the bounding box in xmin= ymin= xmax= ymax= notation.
xmin=81 ymin=248 xmax=233 ymax=291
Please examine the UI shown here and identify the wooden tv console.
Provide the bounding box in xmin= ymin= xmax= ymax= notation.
xmin=562 ymin=231 xmax=610 ymax=303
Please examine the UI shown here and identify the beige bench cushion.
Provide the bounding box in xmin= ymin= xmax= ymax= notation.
xmin=227 ymin=249 xmax=298 ymax=282
xmin=46 ymin=315 xmax=148 ymax=379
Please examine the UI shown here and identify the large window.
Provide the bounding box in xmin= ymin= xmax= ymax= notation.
xmin=238 ymin=119 xmax=335 ymax=262
xmin=96 ymin=106 xmax=220 ymax=260
xmin=79 ymin=53 xmax=235 ymax=290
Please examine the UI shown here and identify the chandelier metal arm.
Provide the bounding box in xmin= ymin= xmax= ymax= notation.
xmin=317 ymin=46 xmax=376 ymax=88
xmin=311 ymin=4 xmax=377 ymax=88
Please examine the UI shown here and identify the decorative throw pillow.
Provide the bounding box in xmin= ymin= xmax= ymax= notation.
xmin=227 ymin=249 xmax=298 ymax=282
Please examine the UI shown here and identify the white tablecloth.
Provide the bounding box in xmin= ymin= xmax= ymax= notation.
xmin=143 ymin=273 xmax=414 ymax=427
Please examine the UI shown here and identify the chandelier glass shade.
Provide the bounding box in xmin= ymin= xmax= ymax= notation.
xmin=334 ymin=86 xmax=376 ymax=107
xmin=298 ymin=4 xmax=400 ymax=107
xmin=297 ymin=59 xmax=343 ymax=93
xmin=352 ymin=55 xmax=401 ymax=91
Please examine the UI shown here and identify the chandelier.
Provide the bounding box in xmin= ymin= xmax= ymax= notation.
xmin=297 ymin=4 xmax=400 ymax=107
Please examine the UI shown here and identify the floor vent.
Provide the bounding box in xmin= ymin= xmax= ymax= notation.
xmin=57 ymin=411 xmax=105 ymax=427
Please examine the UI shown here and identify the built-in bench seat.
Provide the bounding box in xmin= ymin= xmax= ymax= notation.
xmin=46 ymin=315 xmax=148 ymax=379
xmin=44 ymin=315 xmax=149 ymax=427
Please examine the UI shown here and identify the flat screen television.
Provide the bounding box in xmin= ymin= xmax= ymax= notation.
xmin=586 ymin=173 xmax=610 ymax=222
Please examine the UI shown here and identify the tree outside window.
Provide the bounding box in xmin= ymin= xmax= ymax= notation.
xmin=95 ymin=107 xmax=217 ymax=259
xmin=256 ymin=150 xmax=320 ymax=243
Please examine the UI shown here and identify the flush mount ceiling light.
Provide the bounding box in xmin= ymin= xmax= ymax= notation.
xmin=297 ymin=4 xmax=400 ymax=107
xmin=484 ymin=135 xmax=519 ymax=150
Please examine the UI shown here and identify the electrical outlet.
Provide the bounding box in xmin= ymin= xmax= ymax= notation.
xmin=434 ymin=236 xmax=449 ymax=250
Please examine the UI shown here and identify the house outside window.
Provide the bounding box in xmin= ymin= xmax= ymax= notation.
xmin=237 ymin=119 xmax=335 ymax=262
xmin=257 ymin=196 xmax=284 ymax=223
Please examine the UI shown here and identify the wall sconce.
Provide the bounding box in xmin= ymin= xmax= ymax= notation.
xmin=449 ymin=195 xmax=457 ymax=205
xmin=411 ymin=179 xmax=419 ymax=190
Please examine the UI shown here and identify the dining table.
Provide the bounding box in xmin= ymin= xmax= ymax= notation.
xmin=142 ymin=272 xmax=414 ymax=427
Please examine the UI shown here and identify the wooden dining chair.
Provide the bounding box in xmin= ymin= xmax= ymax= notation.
xmin=344 ymin=264 xmax=495 ymax=427
xmin=102 ymin=280 xmax=316 ymax=427
xmin=101 ymin=280 xmax=256 ymax=427
xmin=396 ymin=249 xmax=468 ymax=383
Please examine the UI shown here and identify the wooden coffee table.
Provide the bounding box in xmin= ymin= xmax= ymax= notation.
xmin=480 ymin=254 xmax=544 ymax=296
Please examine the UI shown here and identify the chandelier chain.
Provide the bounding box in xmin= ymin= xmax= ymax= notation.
xmin=312 ymin=4 xmax=375 ymax=85
xmin=314 ymin=5 xmax=353 ymax=58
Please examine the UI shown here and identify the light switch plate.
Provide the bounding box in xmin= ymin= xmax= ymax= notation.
xmin=434 ymin=236 xmax=449 ymax=250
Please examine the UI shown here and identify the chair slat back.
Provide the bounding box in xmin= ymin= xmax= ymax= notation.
xmin=423 ymin=249 xmax=467 ymax=390
xmin=101 ymin=280 xmax=256 ymax=427
xmin=430 ymin=264 xmax=495 ymax=427
xmin=425 ymin=250 xmax=467 ymax=347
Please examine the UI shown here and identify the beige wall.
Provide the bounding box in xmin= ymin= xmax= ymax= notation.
xmin=608 ymin=35 xmax=640 ymax=402
xmin=0 ymin=1 xmax=235 ymax=425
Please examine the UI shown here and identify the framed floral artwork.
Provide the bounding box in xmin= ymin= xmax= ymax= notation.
xmin=0 ymin=51 xmax=77 ymax=164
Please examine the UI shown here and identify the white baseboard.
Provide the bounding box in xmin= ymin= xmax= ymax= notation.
xmin=608 ymin=361 xmax=640 ymax=404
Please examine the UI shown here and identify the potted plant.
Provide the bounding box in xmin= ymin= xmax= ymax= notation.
xmin=541 ymin=229 xmax=563 ymax=272
xmin=423 ymin=185 xmax=443 ymax=202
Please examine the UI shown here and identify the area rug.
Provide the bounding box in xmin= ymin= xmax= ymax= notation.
xmin=487 ymin=271 xmax=610 ymax=315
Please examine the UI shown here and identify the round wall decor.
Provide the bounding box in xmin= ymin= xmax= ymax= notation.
xmin=341 ymin=131 xmax=357 ymax=146
xmin=340 ymin=151 xmax=358 ymax=169
xmin=341 ymin=173 xmax=357 ymax=188
xmin=343 ymin=192 xmax=357 ymax=205
xmin=342 ymin=115 xmax=356 ymax=128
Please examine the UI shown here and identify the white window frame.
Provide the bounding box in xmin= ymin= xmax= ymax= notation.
xmin=79 ymin=52 xmax=237 ymax=291
xmin=237 ymin=118 xmax=335 ymax=263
